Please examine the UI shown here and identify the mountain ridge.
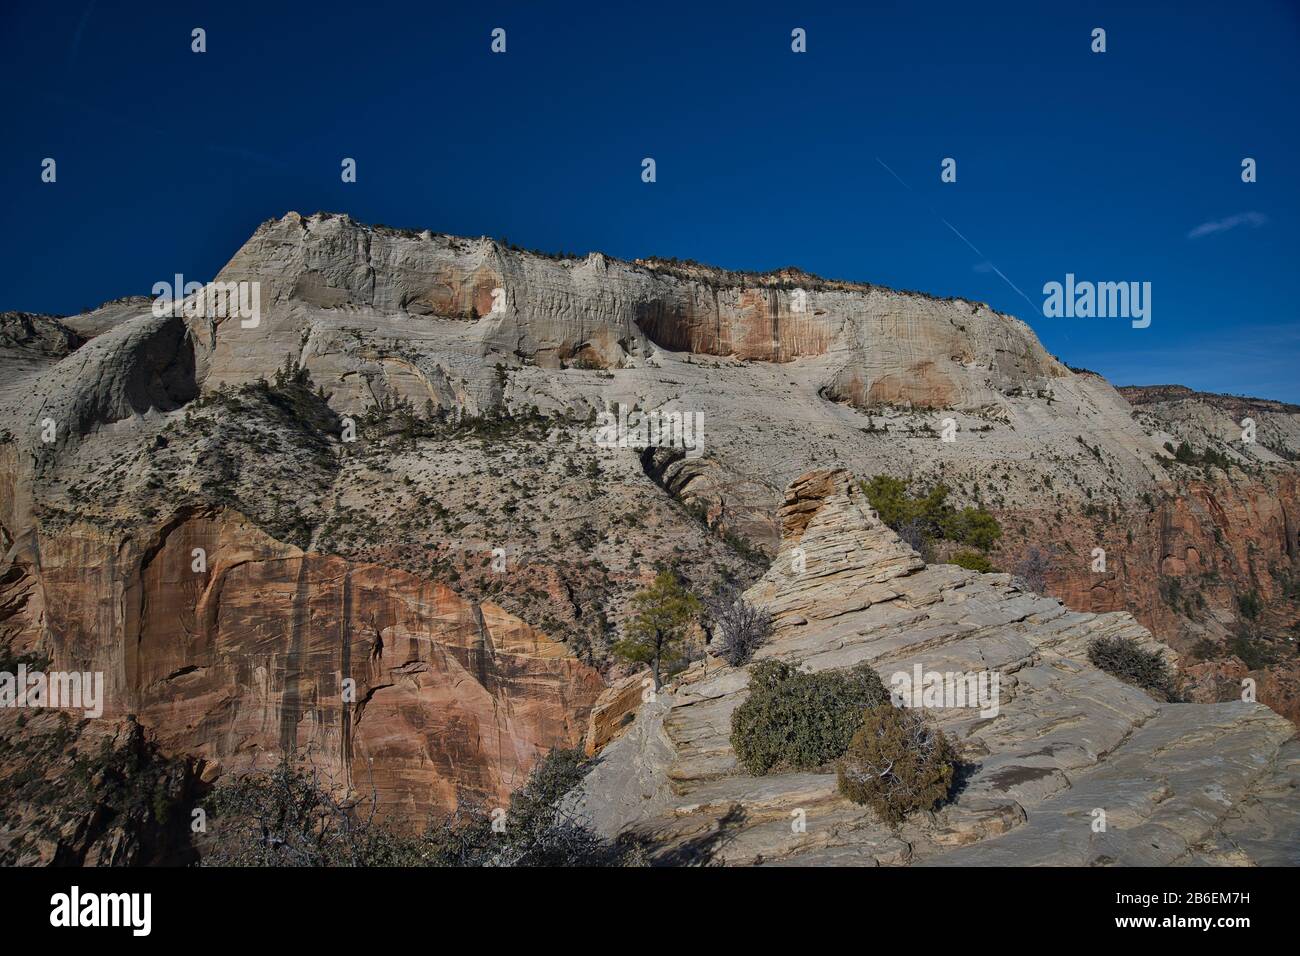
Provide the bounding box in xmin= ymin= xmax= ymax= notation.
xmin=1 ymin=211 xmax=1296 ymax=863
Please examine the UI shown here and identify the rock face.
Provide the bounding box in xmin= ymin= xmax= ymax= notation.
xmin=1027 ymin=386 xmax=1300 ymax=724
xmin=200 ymin=214 xmax=1296 ymax=721
xmin=1 ymin=212 xmax=1297 ymax=861
xmin=0 ymin=711 xmax=196 ymax=866
xmin=573 ymin=471 xmax=1299 ymax=865
xmin=0 ymin=312 xmax=84 ymax=411
xmin=2 ymin=507 xmax=602 ymax=826
xmin=1018 ymin=471 xmax=1300 ymax=720
xmin=1120 ymin=384 xmax=1300 ymax=460
xmin=202 ymin=213 xmax=1059 ymax=410
xmin=130 ymin=511 xmax=603 ymax=823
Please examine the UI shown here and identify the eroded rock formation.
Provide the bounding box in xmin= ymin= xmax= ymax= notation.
xmin=572 ymin=471 xmax=1299 ymax=865
xmin=1 ymin=212 xmax=1296 ymax=860
xmin=2 ymin=507 xmax=602 ymax=826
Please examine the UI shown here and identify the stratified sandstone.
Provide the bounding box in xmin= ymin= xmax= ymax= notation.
xmin=1 ymin=212 xmax=1296 ymax=860
xmin=4 ymin=509 xmax=601 ymax=826
xmin=572 ymin=471 xmax=1298 ymax=866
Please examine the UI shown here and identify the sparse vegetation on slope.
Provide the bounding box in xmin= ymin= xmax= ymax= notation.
xmin=1165 ymin=440 xmax=1233 ymax=473
xmin=200 ymin=748 xmax=637 ymax=867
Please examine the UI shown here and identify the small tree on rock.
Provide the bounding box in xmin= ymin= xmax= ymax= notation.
xmin=613 ymin=571 xmax=702 ymax=690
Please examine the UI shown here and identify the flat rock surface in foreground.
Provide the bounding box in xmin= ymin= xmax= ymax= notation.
xmin=573 ymin=470 xmax=1299 ymax=865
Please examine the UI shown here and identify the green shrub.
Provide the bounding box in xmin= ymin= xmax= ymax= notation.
xmin=1226 ymin=628 xmax=1278 ymax=670
xmin=1086 ymin=635 xmax=1180 ymax=701
xmin=731 ymin=660 xmax=888 ymax=775
xmin=1236 ymin=590 xmax=1262 ymax=621
xmin=837 ymin=704 xmax=957 ymax=823
xmin=860 ymin=476 xmax=1001 ymax=552
xmin=860 ymin=474 xmax=912 ymax=529
xmin=949 ymin=507 xmax=1002 ymax=550
xmin=950 ymin=549 xmax=996 ymax=573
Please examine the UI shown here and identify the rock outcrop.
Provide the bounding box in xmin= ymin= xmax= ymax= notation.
xmin=1120 ymin=384 xmax=1300 ymax=461
xmin=1 ymin=507 xmax=603 ymax=826
xmin=0 ymin=710 xmax=196 ymax=866
xmin=573 ymin=471 xmax=1299 ymax=865
xmin=0 ymin=312 xmax=84 ymax=408
xmin=202 ymin=213 xmax=1061 ymax=413
xmin=1 ymin=212 xmax=1296 ymax=861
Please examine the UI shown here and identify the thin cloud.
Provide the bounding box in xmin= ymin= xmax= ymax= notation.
xmin=1186 ymin=211 xmax=1268 ymax=240
xmin=68 ymin=0 xmax=97 ymax=67
xmin=874 ymin=158 xmax=1041 ymax=319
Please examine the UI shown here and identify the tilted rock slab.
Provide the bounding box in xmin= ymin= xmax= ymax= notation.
xmin=573 ymin=470 xmax=1299 ymax=865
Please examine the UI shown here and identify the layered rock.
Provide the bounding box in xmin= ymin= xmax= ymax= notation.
xmin=2 ymin=212 xmax=1297 ymax=861
xmin=572 ymin=471 xmax=1299 ymax=865
xmin=2 ymin=508 xmax=602 ymax=825
xmin=194 ymin=212 xmax=1072 ymax=418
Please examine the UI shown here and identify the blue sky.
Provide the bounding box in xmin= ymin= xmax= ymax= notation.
xmin=2 ymin=1 xmax=1297 ymax=399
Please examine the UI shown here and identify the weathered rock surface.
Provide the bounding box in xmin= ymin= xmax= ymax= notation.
xmin=2 ymin=509 xmax=602 ymax=826
xmin=190 ymin=216 xmax=1300 ymax=713
xmin=0 ymin=312 xmax=84 ymax=408
xmin=203 ymin=213 xmax=1060 ymax=407
xmin=0 ymin=710 xmax=196 ymax=866
xmin=1120 ymin=384 xmax=1300 ymax=461
xmin=572 ymin=471 xmax=1299 ymax=865
xmin=1 ymin=212 xmax=1297 ymax=862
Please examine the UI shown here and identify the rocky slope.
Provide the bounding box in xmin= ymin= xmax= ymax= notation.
xmin=202 ymin=213 xmax=1298 ymax=718
xmin=0 ymin=710 xmax=196 ymax=866
xmin=1120 ymin=384 xmax=1300 ymax=461
xmin=572 ymin=471 xmax=1299 ymax=865
xmin=0 ymin=312 xmax=84 ymax=408
xmin=0 ymin=211 xmax=1296 ymax=857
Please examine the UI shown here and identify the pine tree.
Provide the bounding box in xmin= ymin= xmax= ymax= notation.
xmin=613 ymin=571 xmax=702 ymax=690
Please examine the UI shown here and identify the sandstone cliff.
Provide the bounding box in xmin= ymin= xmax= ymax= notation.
xmin=0 ymin=212 xmax=1296 ymax=857
xmin=189 ymin=212 xmax=1296 ymax=720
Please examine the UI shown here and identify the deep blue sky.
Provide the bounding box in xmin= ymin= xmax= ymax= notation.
xmin=3 ymin=1 xmax=1297 ymax=399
